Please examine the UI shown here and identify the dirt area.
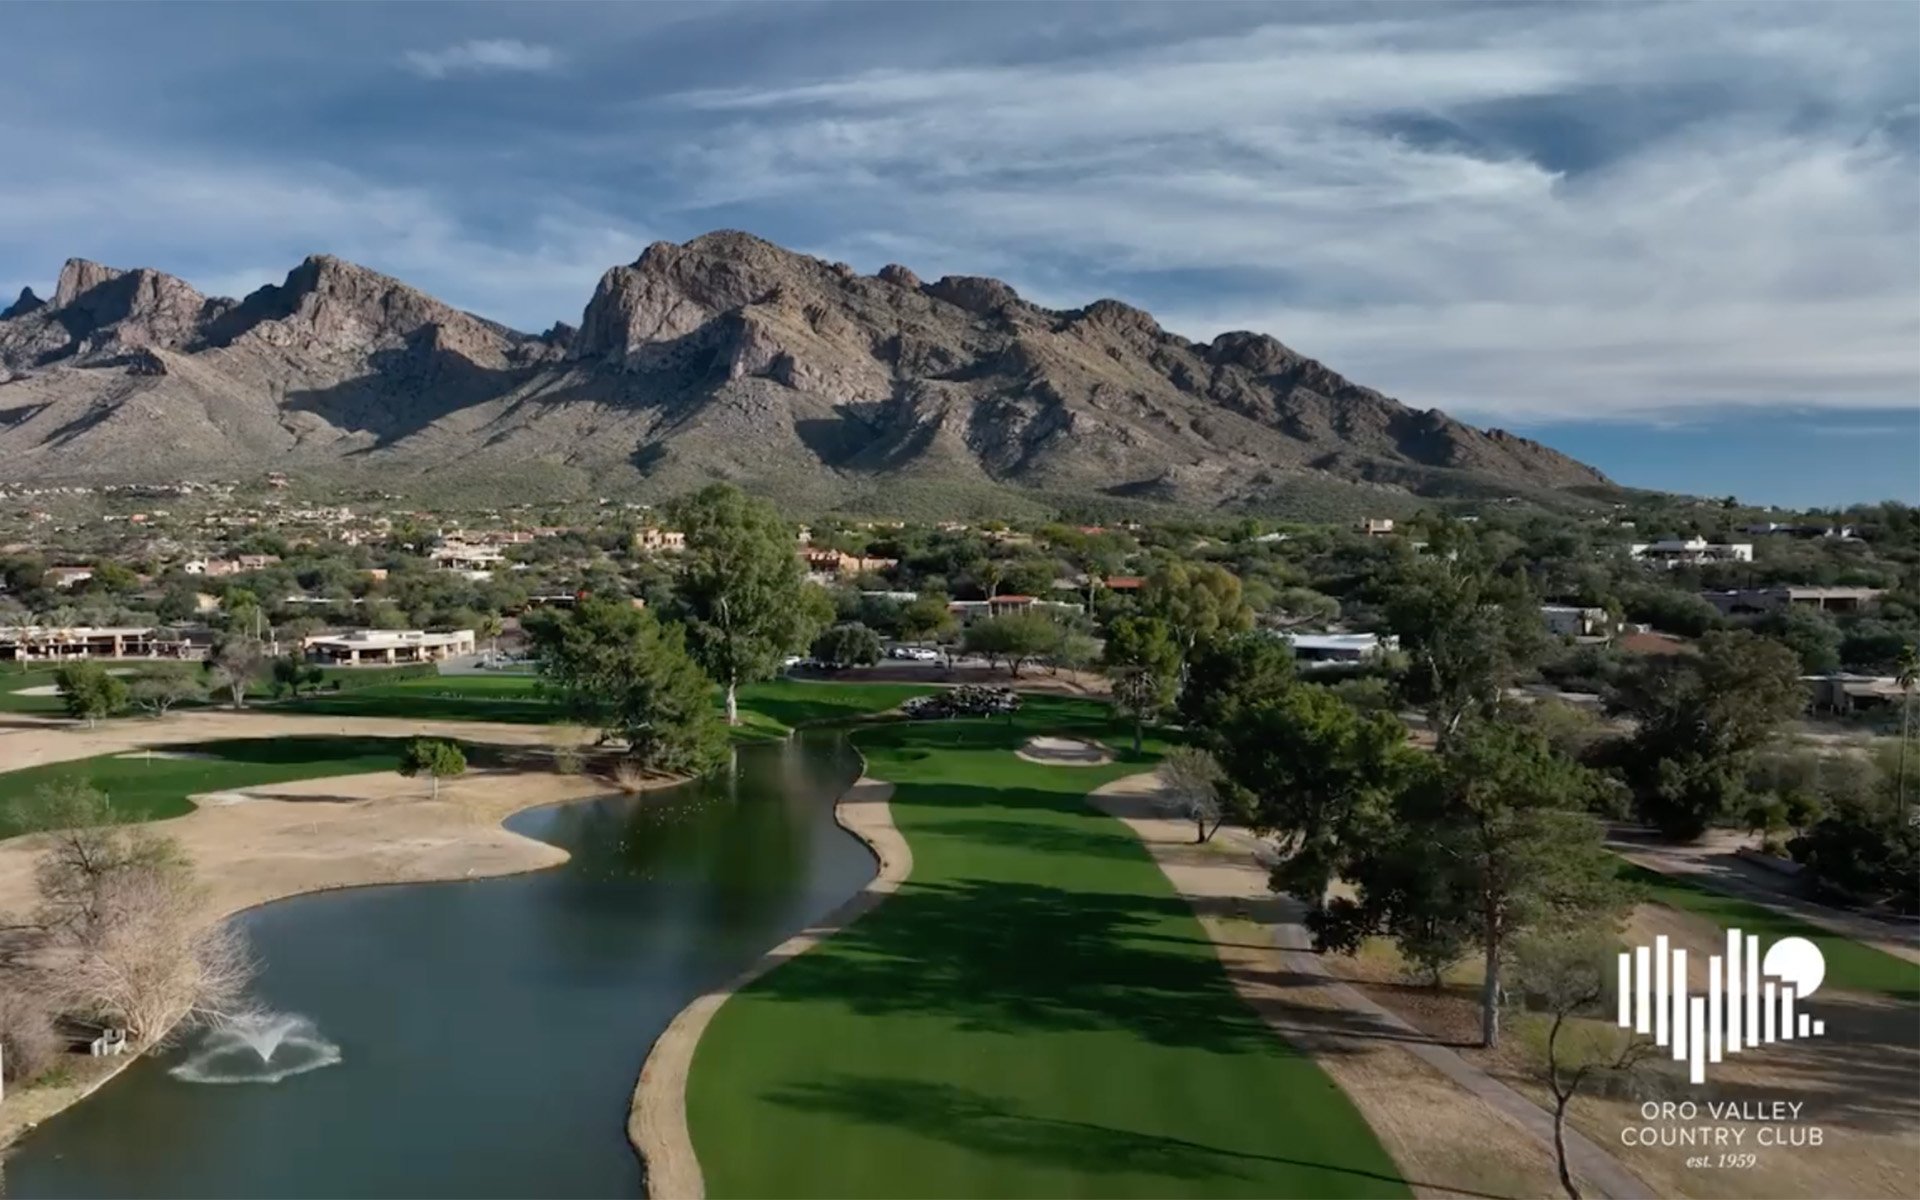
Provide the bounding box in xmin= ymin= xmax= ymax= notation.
xmin=630 ymin=776 xmax=910 ymax=1200
xmin=1014 ymin=735 xmax=1113 ymax=766
xmin=1322 ymin=906 xmax=1920 ymax=1199
xmin=1090 ymin=772 xmax=1634 ymax=1200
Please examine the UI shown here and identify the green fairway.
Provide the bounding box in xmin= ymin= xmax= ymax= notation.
xmin=0 ymin=736 xmax=420 ymax=838
xmin=687 ymin=696 xmax=1406 ymax=1199
xmin=1620 ymin=863 xmax=1920 ymax=1001
xmin=280 ymin=672 xmax=932 ymax=737
xmin=0 ymin=667 xmax=69 ymax=714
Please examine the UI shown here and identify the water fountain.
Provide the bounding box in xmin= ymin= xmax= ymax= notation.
xmin=169 ymin=1011 xmax=342 ymax=1085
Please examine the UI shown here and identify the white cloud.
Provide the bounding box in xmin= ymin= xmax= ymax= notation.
xmin=657 ymin=4 xmax=1920 ymax=420
xmin=403 ymin=38 xmax=560 ymax=80
xmin=0 ymin=138 xmax=647 ymax=330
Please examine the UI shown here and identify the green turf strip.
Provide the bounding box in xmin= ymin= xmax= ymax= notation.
xmin=1619 ymin=862 xmax=1919 ymax=1001
xmin=0 ymin=736 xmax=415 ymax=837
xmin=688 ymin=696 xmax=1407 ymax=1199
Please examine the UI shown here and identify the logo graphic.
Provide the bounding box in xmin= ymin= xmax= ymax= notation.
xmin=1616 ymin=929 xmax=1826 ymax=1084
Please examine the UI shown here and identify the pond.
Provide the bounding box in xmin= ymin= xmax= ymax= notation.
xmin=2 ymin=731 xmax=872 ymax=1199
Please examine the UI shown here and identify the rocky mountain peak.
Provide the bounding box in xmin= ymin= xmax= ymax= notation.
xmin=1 ymin=287 xmax=44 ymax=320
xmin=54 ymin=258 xmax=126 ymax=308
xmin=924 ymin=275 xmax=1024 ymax=317
xmin=0 ymin=230 xmax=1613 ymax=504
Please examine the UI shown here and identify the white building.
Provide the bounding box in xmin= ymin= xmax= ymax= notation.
xmin=302 ymin=629 xmax=475 ymax=666
xmin=430 ymin=541 xmax=507 ymax=571
xmin=1277 ymin=631 xmax=1398 ymax=668
xmin=1628 ymin=538 xmax=1753 ymax=568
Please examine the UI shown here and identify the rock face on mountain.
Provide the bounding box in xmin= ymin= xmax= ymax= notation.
xmin=0 ymin=231 xmax=1608 ymax=509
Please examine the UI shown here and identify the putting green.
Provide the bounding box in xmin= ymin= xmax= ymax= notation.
xmin=687 ymin=696 xmax=1407 ymax=1198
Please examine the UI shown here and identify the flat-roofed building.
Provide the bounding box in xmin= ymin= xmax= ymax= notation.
xmin=0 ymin=625 xmax=203 ymax=662
xmin=302 ymin=628 xmax=475 ymax=666
xmin=1702 ymin=586 xmax=1886 ymax=616
xmin=1276 ymin=631 xmax=1398 ymax=668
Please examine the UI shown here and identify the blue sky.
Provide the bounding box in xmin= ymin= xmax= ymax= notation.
xmin=1 ymin=2 xmax=1915 ymax=505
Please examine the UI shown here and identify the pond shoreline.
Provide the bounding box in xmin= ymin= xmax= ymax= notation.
xmin=0 ymin=762 xmax=662 ymax=1153
xmin=629 ymin=762 xmax=911 ymax=1200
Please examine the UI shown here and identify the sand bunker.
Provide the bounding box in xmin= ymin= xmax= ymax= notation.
xmin=1016 ymin=735 xmax=1113 ymax=765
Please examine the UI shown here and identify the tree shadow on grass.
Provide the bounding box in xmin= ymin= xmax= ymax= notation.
xmin=764 ymin=1074 xmax=1415 ymax=1195
xmin=747 ymin=875 xmax=1302 ymax=1055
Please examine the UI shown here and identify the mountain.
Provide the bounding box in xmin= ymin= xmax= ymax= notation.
xmin=0 ymin=232 xmax=1610 ymax=513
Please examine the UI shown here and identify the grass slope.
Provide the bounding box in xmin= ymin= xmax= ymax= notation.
xmin=1620 ymin=863 xmax=1920 ymax=1001
xmin=0 ymin=737 xmax=416 ymax=837
xmin=687 ymin=696 xmax=1406 ymax=1199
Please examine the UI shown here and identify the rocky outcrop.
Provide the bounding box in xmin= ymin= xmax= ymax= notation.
xmin=0 ymin=232 xmax=1612 ymax=503
xmin=1 ymin=288 xmax=44 ymax=320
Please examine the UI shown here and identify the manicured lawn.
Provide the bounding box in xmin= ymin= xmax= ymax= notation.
xmin=687 ymin=697 xmax=1407 ymax=1199
xmin=1620 ymin=863 xmax=1920 ymax=1001
xmin=280 ymin=672 xmax=933 ymax=738
xmin=0 ymin=667 xmax=67 ymax=714
xmin=0 ymin=736 xmax=419 ymax=838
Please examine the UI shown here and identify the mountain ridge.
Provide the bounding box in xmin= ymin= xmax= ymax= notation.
xmin=0 ymin=231 xmax=1610 ymax=512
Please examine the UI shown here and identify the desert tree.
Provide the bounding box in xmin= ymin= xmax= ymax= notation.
xmin=1176 ymin=629 xmax=1295 ymax=739
xmin=1215 ymin=684 xmax=1412 ymax=914
xmin=1138 ymin=560 xmax=1253 ymax=661
xmin=1322 ymin=722 xmax=1626 ymax=1048
xmin=1102 ymin=615 xmax=1181 ymax=753
xmin=55 ymin=661 xmax=127 ymax=727
xmin=399 ymin=738 xmax=467 ymax=799
xmin=1157 ymin=745 xmax=1228 ymax=843
xmin=963 ymin=610 xmax=1063 ymax=679
xmin=811 ymin=622 xmax=883 ymax=671
xmin=671 ymin=484 xmax=831 ymax=724
xmin=12 ymin=781 xmax=253 ymax=1046
xmin=1510 ymin=931 xmax=1659 ymax=1200
xmin=208 ymin=634 xmax=268 ymax=709
xmin=527 ymin=597 xmax=728 ymax=775
xmin=128 ymin=661 xmax=204 ymax=717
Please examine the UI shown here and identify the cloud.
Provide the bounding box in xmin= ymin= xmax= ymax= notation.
xmin=654 ymin=4 xmax=1920 ymax=421
xmin=0 ymin=135 xmax=648 ymax=330
xmin=403 ymin=38 xmax=560 ymax=80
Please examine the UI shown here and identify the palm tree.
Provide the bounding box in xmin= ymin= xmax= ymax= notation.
xmin=1897 ymin=643 xmax=1919 ymax=811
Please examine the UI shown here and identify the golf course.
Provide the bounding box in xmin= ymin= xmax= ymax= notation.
xmin=685 ymin=695 xmax=1407 ymax=1198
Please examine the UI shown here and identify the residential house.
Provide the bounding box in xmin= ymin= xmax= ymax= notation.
xmin=1628 ymin=538 xmax=1753 ymax=567
xmin=1275 ymin=631 xmax=1398 ymax=668
xmin=431 ymin=541 xmax=507 ymax=572
xmin=634 ymin=527 xmax=687 ymax=554
xmin=1702 ymin=586 xmax=1886 ymax=617
xmin=947 ymin=596 xmax=1084 ymax=624
xmin=1360 ymin=518 xmax=1395 ymax=537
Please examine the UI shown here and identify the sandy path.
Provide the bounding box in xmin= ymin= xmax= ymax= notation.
xmin=0 ymin=709 xmax=576 ymax=773
xmin=0 ymin=756 xmax=652 ymax=1151
xmin=629 ymin=775 xmax=911 ymax=1200
xmin=1090 ymin=772 xmax=1655 ymax=1200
